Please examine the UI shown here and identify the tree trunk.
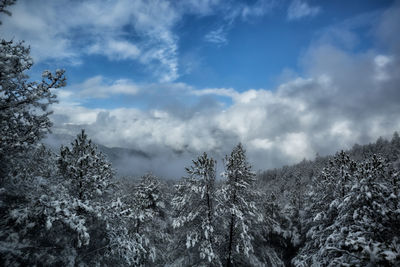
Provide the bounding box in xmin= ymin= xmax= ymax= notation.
xmin=226 ymin=213 xmax=235 ymax=267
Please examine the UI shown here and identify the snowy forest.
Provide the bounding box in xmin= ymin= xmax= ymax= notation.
xmin=1 ymin=0 xmax=400 ymax=266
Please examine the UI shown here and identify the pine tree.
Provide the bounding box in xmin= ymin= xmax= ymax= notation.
xmin=0 ymin=145 xmax=96 ymax=265
xmin=0 ymin=4 xmax=89 ymax=264
xmin=219 ymin=143 xmax=262 ymax=266
xmin=133 ymin=173 xmax=164 ymax=233
xmin=132 ymin=173 xmax=166 ymax=265
xmin=58 ymin=130 xmax=113 ymax=201
xmin=325 ymin=155 xmax=400 ymax=265
xmin=172 ymin=152 xmax=220 ymax=265
xmin=293 ymin=151 xmax=356 ymax=266
xmin=56 ymin=130 xmax=117 ymax=265
xmin=250 ymin=191 xmax=289 ymax=267
xmin=294 ymin=152 xmax=400 ymax=266
xmin=0 ymin=38 xmax=65 ymax=182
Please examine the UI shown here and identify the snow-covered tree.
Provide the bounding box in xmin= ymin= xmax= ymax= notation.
xmin=58 ymin=130 xmax=113 ymax=201
xmin=219 ymin=143 xmax=262 ymax=266
xmin=0 ymin=39 xmax=65 ymax=181
xmin=101 ymin=197 xmax=154 ymax=266
xmin=56 ymin=130 xmax=119 ymax=265
xmin=292 ymin=151 xmax=356 ymax=266
xmin=0 ymin=5 xmax=91 ymax=264
xmin=134 ymin=173 xmax=171 ymax=265
xmin=132 ymin=173 xmax=165 ymax=233
xmin=249 ymin=191 xmax=292 ymax=267
xmin=320 ymin=155 xmax=400 ymax=265
xmin=172 ymin=152 xmax=220 ymax=266
xmin=0 ymin=145 xmax=101 ymax=266
xmin=102 ymin=173 xmax=170 ymax=266
xmin=294 ymin=152 xmax=400 ymax=266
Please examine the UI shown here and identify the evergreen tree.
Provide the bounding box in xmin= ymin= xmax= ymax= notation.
xmin=294 ymin=153 xmax=400 ymax=266
xmin=0 ymin=38 xmax=65 ymax=182
xmin=0 ymin=145 xmax=97 ymax=266
xmin=133 ymin=173 xmax=165 ymax=233
xmin=219 ymin=143 xmax=262 ymax=266
xmin=0 ymin=4 xmax=88 ymax=264
xmin=293 ymin=151 xmax=355 ymax=266
xmin=323 ymin=155 xmax=400 ymax=265
xmin=58 ymin=130 xmax=113 ymax=201
xmin=101 ymin=173 xmax=170 ymax=266
xmin=250 ymin=191 xmax=290 ymax=267
xmin=57 ymin=130 xmax=116 ymax=265
xmin=172 ymin=152 xmax=220 ymax=265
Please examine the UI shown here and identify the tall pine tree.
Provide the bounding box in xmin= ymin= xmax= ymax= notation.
xmin=172 ymin=152 xmax=220 ymax=265
xmin=220 ymin=143 xmax=262 ymax=266
xmin=58 ymin=130 xmax=113 ymax=201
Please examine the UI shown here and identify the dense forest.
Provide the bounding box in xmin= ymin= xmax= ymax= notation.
xmin=1 ymin=1 xmax=400 ymax=266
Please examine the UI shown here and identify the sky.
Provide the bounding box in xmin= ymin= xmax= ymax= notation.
xmin=1 ymin=0 xmax=400 ymax=178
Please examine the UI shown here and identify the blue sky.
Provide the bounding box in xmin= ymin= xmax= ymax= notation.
xmin=18 ymin=0 xmax=393 ymax=93
xmin=27 ymin=1 xmax=390 ymax=87
xmin=1 ymin=0 xmax=400 ymax=177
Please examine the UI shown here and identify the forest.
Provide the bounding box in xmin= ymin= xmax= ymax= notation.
xmin=1 ymin=0 xmax=400 ymax=266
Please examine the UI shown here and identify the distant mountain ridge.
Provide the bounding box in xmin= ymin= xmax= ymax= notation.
xmin=43 ymin=133 xmax=151 ymax=177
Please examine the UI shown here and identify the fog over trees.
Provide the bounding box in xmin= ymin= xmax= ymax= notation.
xmin=1 ymin=1 xmax=400 ymax=266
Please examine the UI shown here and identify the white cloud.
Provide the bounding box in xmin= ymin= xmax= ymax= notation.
xmin=51 ymin=49 xmax=400 ymax=172
xmin=66 ymin=76 xmax=140 ymax=99
xmin=287 ymin=0 xmax=320 ymax=21
xmin=1 ymin=1 xmax=80 ymax=64
xmin=204 ymin=27 xmax=228 ymax=45
xmin=46 ymin=4 xmax=400 ymax=177
xmin=281 ymin=132 xmax=313 ymax=161
xmin=2 ymin=0 xmax=179 ymax=82
xmin=51 ymin=29 xmax=400 ymax=171
xmin=191 ymin=87 xmax=238 ymax=98
xmin=249 ymin=138 xmax=273 ymax=150
xmin=52 ymin=105 xmax=102 ymax=125
xmin=88 ymin=40 xmax=140 ymax=61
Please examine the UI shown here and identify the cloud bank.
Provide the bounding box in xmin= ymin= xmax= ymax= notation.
xmin=50 ymin=7 xmax=400 ymax=176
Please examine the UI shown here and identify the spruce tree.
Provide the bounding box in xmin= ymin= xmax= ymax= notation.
xmin=172 ymin=152 xmax=219 ymax=265
xmin=0 ymin=38 xmax=65 ymax=182
xmin=58 ymin=130 xmax=113 ymax=201
xmin=220 ymin=143 xmax=261 ymax=266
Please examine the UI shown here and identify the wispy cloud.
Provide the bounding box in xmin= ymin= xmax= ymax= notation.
xmin=287 ymin=0 xmax=321 ymax=21
xmin=239 ymin=0 xmax=277 ymax=20
xmin=204 ymin=26 xmax=228 ymax=45
xmin=191 ymin=87 xmax=238 ymax=98
xmin=2 ymin=0 xmax=180 ymax=82
xmin=77 ymin=76 xmax=140 ymax=99
xmin=204 ymin=0 xmax=278 ymax=45
xmin=88 ymin=40 xmax=141 ymax=61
